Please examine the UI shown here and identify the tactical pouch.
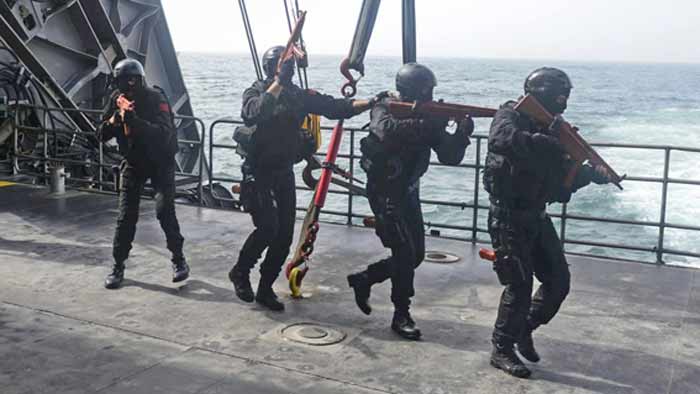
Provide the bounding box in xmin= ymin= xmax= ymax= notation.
xmin=239 ymin=176 xmax=257 ymax=213
xmin=233 ymin=125 xmax=256 ymax=158
xmin=373 ymin=198 xmax=408 ymax=247
xmin=360 ymin=134 xmax=384 ymax=156
xmin=483 ymin=153 xmax=513 ymax=198
xmin=493 ymin=249 xmax=525 ymax=286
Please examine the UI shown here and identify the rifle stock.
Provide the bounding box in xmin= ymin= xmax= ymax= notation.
xmin=514 ymin=94 xmax=625 ymax=190
xmin=387 ymin=100 xmax=497 ymax=120
xmin=277 ymin=11 xmax=307 ymax=74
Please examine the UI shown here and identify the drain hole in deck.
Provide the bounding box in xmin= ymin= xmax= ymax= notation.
xmin=281 ymin=323 xmax=346 ymax=346
xmin=425 ymin=251 xmax=461 ymax=264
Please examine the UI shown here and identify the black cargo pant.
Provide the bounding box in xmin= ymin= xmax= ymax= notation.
xmin=363 ymin=179 xmax=425 ymax=311
xmin=236 ymin=168 xmax=296 ymax=286
xmin=488 ymin=204 xmax=571 ymax=344
xmin=113 ymin=161 xmax=185 ymax=264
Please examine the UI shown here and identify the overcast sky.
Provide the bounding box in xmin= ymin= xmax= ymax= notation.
xmin=162 ymin=0 xmax=699 ymax=64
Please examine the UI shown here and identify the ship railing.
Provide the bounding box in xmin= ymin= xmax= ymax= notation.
xmin=9 ymin=104 xmax=207 ymax=203
xmin=208 ymin=117 xmax=700 ymax=266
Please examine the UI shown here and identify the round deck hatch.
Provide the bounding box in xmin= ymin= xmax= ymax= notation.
xmin=281 ymin=323 xmax=346 ymax=346
xmin=425 ymin=251 xmax=461 ymax=264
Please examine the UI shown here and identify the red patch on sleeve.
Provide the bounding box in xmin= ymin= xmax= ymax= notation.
xmin=159 ymin=103 xmax=170 ymax=113
xmin=306 ymin=89 xmax=318 ymax=95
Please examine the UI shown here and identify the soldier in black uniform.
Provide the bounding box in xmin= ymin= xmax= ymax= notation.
xmin=99 ymin=58 xmax=190 ymax=289
xmin=484 ymin=67 xmax=611 ymax=378
xmin=228 ymin=46 xmax=373 ymax=311
xmin=346 ymin=63 xmax=473 ymax=340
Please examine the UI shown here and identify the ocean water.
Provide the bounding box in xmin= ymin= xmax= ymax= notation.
xmin=179 ymin=53 xmax=700 ymax=267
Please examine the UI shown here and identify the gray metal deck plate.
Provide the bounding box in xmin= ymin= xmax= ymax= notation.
xmin=1 ymin=184 xmax=699 ymax=394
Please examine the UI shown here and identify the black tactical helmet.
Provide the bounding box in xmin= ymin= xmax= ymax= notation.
xmin=113 ymin=58 xmax=145 ymax=92
xmin=395 ymin=63 xmax=437 ymax=102
xmin=262 ymin=46 xmax=286 ymax=78
xmin=524 ymin=67 xmax=572 ymax=96
xmin=524 ymin=67 xmax=572 ymax=114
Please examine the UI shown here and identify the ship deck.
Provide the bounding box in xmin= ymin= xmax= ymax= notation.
xmin=1 ymin=183 xmax=698 ymax=394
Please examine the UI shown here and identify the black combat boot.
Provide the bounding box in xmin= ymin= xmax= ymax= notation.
xmin=228 ymin=265 xmax=254 ymax=303
xmin=516 ymin=324 xmax=540 ymax=363
xmin=491 ymin=339 xmax=532 ymax=379
xmin=104 ymin=261 xmax=125 ymax=289
xmin=255 ymin=275 xmax=284 ymax=311
xmin=391 ymin=308 xmax=422 ymax=340
xmin=172 ymin=258 xmax=190 ymax=283
xmin=255 ymin=289 xmax=285 ymax=311
xmin=347 ymin=272 xmax=372 ymax=315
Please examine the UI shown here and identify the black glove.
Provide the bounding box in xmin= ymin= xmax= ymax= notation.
xmin=531 ymin=132 xmax=562 ymax=154
xmin=369 ymin=91 xmax=390 ymax=108
xmin=588 ymin=164 xmax=612 ymax=185
xmin=276 ymin=57 xmax=295 ymax=87
xmin=448 ymin=117 xmax=474 ymax=147
xmin=456 ymin=117 xmax=475 ymax=137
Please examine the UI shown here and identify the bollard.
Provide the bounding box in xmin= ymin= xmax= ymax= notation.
xmin=50 ymin=163 xmax=65 ymax=194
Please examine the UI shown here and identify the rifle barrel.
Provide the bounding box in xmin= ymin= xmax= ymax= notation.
xmin=388 ymin=101 xmax=497 ymax=119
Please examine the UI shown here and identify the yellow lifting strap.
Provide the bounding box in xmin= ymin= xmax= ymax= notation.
xmin=301 ymin=114 xmax=322 ymax=151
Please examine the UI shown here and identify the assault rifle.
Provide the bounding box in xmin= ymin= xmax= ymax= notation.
xmin=387 ymin=100 xmax=498 ymax=120
xmin=277 ymin=11 xmax=307 ymax=74
xmin=514 ymin=94 xmax=625 ymax=190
